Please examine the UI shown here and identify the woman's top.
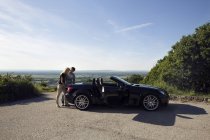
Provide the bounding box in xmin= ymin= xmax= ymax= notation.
xmin=58 ymin=73 xmax=66 ymax=85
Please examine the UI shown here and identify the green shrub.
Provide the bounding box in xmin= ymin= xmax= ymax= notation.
xmin=40 ymin=80 xmax=48 ymax=87
xmin=126 ymin=74 xmax=144 ymax=84
xmin=0 ymin=74 xmax=40 ymax=103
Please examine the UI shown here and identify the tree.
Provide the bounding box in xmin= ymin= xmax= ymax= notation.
xmin=144 ymin=23 xmax=210 ymax=93
xmin=127 ymin=74 xmax=144 ymax=83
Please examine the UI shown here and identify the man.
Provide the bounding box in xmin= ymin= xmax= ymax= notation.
xmin=66 ymin=67 xmax=76 ymax=84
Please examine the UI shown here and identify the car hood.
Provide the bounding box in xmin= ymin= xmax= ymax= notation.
xmin=132 ymin=84 xmax=162 ymax=91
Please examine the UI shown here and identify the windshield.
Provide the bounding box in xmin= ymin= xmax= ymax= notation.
xmin=111 ymin=76 xmax=131 ymax=85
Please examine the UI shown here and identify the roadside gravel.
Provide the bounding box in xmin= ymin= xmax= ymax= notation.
xmin=0 ymin=92 xmax=209 ymax=140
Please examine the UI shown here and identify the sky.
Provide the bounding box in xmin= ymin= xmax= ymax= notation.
xmin=0 ymin=0 xmax=209 ymax=71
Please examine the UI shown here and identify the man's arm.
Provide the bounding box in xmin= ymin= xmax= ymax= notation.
xmin=73 ymin=73 xmax=75 ymax=84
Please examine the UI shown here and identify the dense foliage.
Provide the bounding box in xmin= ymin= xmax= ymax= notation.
xmin=144 ymin=23 xmax=210 ymax=93
xmin=126 ymin=74 xmax=144 ymax=83
xmin=0 ymin=74 xmax=39 ymax=102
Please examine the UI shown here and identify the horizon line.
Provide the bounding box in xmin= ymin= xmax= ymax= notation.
xmin=0 ymin=69 xmax=149 ymax=72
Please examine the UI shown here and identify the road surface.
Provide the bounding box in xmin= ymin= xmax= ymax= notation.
xmin=0 ymin=92 xmax=210 ymax=140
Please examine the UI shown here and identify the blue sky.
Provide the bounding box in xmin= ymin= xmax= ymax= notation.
xmin=0 ymin=0 xmax=209 ymax=71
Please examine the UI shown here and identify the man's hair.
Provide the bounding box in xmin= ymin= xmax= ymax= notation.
xmin=71 ymin=67 xmax=75 ymax=71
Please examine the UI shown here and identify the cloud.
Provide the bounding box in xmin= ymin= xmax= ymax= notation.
xmin=0 ymin=30 xmax=98 ymax=70
xmin=0 ymin=0 xmax=72 ymax=35
xmin=116 ymin=23 xmax=153 ymax=33
xmin=107 ymin=19 xmax=119 ymax=29
xmin=107 ymin=19 xmax=153 ymax=33
xmin=0 ymin=0 xmax=105 ymax=70
xmin=0 ymin=26 xmax=155 ymax=70
xmin=0 ymin=1 xmax=157 ymax=70
xmin=92 ymin=36 xmax=104 ymax=42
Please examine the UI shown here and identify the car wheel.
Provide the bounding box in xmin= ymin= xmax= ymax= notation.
xmin=74 ymin=94 xmax=90 ymax=110
xmin=142 ymin=94 xmax=160 ymax=111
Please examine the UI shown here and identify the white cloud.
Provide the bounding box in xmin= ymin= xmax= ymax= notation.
xmin=107 ymin=19 xmax=119 ymax=29
xmin=0 ymin=0 xmax=72 ymax=35
xmin=0 ymin=28 xmax=154 ymax=70
xmin=107 ymin=19 xmax=153 ymax=34
xmin=0 ymin=0 xmax=157 ymax=71
xmin=116 ymin=23 xmax=153 ymax=33
xmin=0 ymin=0 xmax=103 ymax=70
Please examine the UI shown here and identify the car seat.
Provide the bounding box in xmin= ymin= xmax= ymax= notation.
xmin=96 ymin=78 xmax=104 ymax=98
xmin=92 ymin=78 xmax=96 ymax=85
xmin=100 ymin=78 xmax=103 ymax=86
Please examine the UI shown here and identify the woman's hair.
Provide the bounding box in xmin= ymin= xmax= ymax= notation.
xmin=62 ymin=67 xmax=70 ymax=74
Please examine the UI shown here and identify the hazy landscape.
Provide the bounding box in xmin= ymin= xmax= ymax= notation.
xmin=0 ymin=70 xmax=148 ymax=86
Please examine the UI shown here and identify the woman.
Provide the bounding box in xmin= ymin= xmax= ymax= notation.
xmin=56 ymin=67 xmax=70 ymax=108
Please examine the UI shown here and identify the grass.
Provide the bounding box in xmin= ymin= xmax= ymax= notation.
xmin=148 ymin=81 xmax=210 ymax=98
xmin=35 ymin=84 xmax=57 ymax=92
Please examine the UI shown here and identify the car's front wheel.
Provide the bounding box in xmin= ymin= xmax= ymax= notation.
xmin=74 ymin=94 xmax=90 ymax=110
xmin=142 ymin=94 xmax=160 ymax=111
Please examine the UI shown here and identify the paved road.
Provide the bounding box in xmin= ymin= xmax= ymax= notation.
xmin=0 ymin=93 xmax=210 ymax=140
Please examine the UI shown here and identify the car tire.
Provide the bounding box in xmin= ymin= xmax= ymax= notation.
xmin=74 ymin=94 xmax=90 ymax=110
xmin=142 ymin=94 xmax=160 ymax=111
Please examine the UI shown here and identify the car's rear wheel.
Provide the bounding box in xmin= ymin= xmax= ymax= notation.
xmin=142 ymin=94 xmax=160 ymax=111
xmin=74 ymin=94 xmax=90 ymax=110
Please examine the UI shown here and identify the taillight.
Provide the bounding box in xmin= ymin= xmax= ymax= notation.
xmin=67 ymin=86 xmax=73 ymax=93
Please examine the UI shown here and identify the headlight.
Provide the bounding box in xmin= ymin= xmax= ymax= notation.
xmin=159 ymin=90 xmax=165 ymax=95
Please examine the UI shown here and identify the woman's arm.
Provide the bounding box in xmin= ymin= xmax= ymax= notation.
xmin=60 ymin=74 xmax=65 ymax=84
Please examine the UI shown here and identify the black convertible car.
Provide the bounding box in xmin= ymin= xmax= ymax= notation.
xmin=65 ymin=76 xmax=169 ymax=111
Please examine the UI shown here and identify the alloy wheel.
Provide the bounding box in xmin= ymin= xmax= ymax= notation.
xmin=143 ymin=95 xmax=159 ymax=111
xmin=74 ymin=95 xmax=90 ymax=110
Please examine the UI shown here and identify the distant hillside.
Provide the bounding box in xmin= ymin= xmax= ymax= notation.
xmin=144 ymin=23 xmax=210 ymax=93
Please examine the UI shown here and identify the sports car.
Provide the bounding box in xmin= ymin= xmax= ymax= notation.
xmin=65 ymin=76 xmax=169 ymax=111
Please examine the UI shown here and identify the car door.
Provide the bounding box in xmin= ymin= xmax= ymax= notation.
xmin=103 ymin=82 xmax=128 ymax=105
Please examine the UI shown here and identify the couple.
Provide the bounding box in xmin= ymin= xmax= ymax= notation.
xmin=56 ymin=67 xmax=75 ymax=108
